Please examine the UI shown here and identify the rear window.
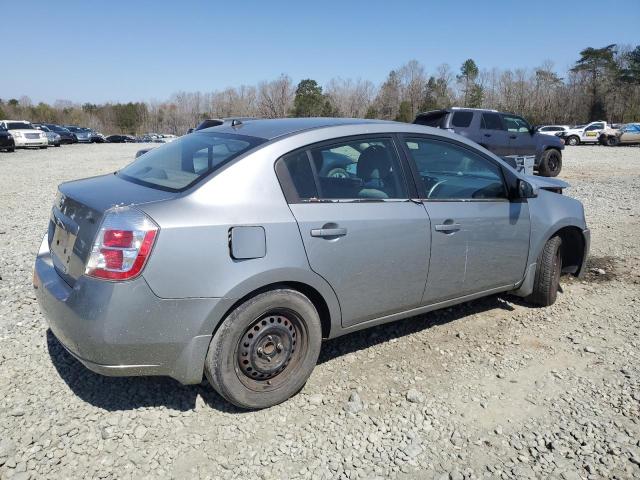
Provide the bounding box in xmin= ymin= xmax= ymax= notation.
xmin=413 ymin=112 xmax=447 ymax=128
xmin=118 ymin=132 xmax=265 ymax=191
xmin=451 ymin=111 xmax=474 ymax=127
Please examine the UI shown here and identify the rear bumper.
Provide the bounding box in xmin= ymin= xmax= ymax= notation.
xmin=33 ymin=234 xmax=220 ymax=384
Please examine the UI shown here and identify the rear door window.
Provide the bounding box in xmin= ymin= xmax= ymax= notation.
xmin=481 ymin=113 xmax=503 ymax=130
xmin=451 ymin=111 xmax=474 ymax=128
xmin=276 ymin=137 xmax=409 ymax=201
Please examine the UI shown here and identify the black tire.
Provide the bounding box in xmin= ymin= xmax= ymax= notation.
xmin=39 ymin=146 xmax=48 ymax=149
xmin=8 ymin=147 xmax=15 ymax=153
xmin=527 ymin=236 xmax=562 ymax=307
xmin=538 ymin=149 xmax=562 ymax=177
xmin=55 ymin=144 xmax=61 ymax=147
xmin=205 ymin=289 xmax=322 ymax=409
xmin=566 ymin=135 xmax=580 ymax=146
xmin=606 ymin=136 xmax=620 ymax=147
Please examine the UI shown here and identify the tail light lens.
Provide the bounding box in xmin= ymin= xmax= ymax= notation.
xmin=85 ymin=207 xmax=158 ymax=281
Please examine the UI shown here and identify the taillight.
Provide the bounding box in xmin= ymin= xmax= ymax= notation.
xmin=85 ymin=207 xmax=158 ymax=281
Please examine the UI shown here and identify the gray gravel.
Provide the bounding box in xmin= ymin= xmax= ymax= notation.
xmin=0 ymin=144 xmax=639 ymax=479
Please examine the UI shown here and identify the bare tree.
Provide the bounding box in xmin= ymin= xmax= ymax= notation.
xmin=325 ymin=77 xmax=376 ymax=117
xmin=257 ymin=75 xmax=294 ymax=118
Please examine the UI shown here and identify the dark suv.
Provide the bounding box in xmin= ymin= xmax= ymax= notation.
xmin=414 ymin=108 xmax=564 ymax=177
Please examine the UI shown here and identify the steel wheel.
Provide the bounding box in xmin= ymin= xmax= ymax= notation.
xmin=205 ymin=289 xmax=322 ymax=409
xmin=236 ymin=310 xmax=307 ymax=391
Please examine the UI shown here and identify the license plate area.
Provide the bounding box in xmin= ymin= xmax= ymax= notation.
xmin=50 ymin=209 xmax=79 ymax=276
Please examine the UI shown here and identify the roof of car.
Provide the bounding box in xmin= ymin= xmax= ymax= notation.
xmin=199 ymin=117 xmax=398 ymax=140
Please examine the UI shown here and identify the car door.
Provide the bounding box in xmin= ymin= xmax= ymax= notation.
xmin=621 ymin=124 xmax=640 ymax=143
xmin=502 ymin=114 xmax=536 ymax=156
xmin=582 ymin=123 xmax=605 ymax=142
xmin=478 ymin=112 xmax=510 ymax=156
xmin=275 ymin=136 xmax=431 ymax=328
xmin=400 ymin=135 xmax=531 ymax=304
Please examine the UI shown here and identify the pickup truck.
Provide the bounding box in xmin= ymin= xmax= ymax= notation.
xmin=557 ymin=121 xmax=608 ymax=145
xmin=414 ymin=108 xmax=565 ymax=177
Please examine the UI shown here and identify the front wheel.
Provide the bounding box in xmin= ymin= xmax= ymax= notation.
xmin=205 ymin=289 xmax=322 ymax=409
xmin=538 ymin=149 xmax=562 ymax=177
xmin=526 ymin=235 xmax=562 ymax=307
xmin=566 ymin=136 xmax=580 ymax=146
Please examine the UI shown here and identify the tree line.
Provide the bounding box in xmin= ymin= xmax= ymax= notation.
xmin=1 ymin=44 xmax=638 ymax=135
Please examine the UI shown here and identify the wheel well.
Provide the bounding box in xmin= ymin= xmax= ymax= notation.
xmin=214 ymin=282 xmax=333 ymax=339
xmin=553 ymin=226 xmax=585 ymax=276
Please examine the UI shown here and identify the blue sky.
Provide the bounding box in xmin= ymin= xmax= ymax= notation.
xmin=2 ymin=0 xmax=638 ymax=104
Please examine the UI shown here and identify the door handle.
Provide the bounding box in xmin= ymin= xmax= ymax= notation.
xmin=310 ymin=227 xmax=347 ymax=238
xmin=435 ymin=223 xmax=461 ymax=233
xmin=509 ymin=135 xmax=517 ymax=139
xmin=484 ymin=133 xmax=491 ymax=137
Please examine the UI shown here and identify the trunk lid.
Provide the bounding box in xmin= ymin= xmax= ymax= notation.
xmin=49 ymin=173 xmax=175 ymax=286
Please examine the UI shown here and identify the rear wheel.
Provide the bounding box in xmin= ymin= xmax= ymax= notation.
xmin=538 ymin=149 xmax=562 ymax=177
xmin=527 ymin=235 xmax=562 ymax=307
xmin=566 ymin=135 xmax=580 ymax=146
xmin=39 ymin=146 xmax=47 ymax=149
xmin=205 ymin=289 xmax=322 ymax=409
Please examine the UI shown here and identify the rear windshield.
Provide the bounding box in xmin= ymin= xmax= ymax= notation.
xmin=413 ymin=112 xmax=447 ymax=128
xmin=118 ymin=132 xmax=265 ymax=191
xmin=6 ymin=122 xmax=33 ymax=130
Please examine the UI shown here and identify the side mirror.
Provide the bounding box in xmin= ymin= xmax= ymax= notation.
xmin=518 ymin=179 xmax=537 ymax=198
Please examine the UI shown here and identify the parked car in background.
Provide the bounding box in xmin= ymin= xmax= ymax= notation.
xmin=106 ymin=134 xmax=136 ymax=143
xmin=598 ymin=123 xmax=640 ymax=146
xmin=40 ymin=124 xmax=77 ymax=144
xmin=0 ymin=124 xmax=15 ymax=152
xmin=34 ymin=118 xmax=589 ymax=409
xmin=537 ymin=125 xmax=570 ymax=136
xmin=556 ymin=121 xmax=608 ymax=145
xmin=80 ymin=127 xmax=106 ymax=143
xmin=64 ymin=126 xmax=92 ymax=143
xmin=413 ymin=108 xmax=564 ymax=176
xmin=159 ymin=134 xmax=177 ymax=142
xmin=0 ymin=120 xmax=48 ymax=149
xmin=33 ymin=124 xmax=61 ymax=147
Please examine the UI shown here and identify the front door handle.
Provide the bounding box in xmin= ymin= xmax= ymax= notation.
xmin=310 ymin=227 xmax=347 ymax=238
xmin=509 ymin=135 xmax=517 ymax=139
xmin=435 ymin=223 xmax=461 ymax=233
xmin=484 ymin=133 xmax=491 ymax=137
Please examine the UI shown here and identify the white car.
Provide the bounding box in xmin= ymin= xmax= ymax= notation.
xmin=537 ymin=125 xmax=570 ymax=136
xmin=0 ymin=120 xmax=48 ymax=148
xmin=560 ymin=121 xmax=608 ymax=146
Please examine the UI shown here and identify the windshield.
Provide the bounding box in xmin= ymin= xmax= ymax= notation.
xmin=66 ymin=127 xmax=82 ymax=132
xmin=7 ymin=122 xmax=33 ymax=130
xmin=118 ymin=132 xmax=265 ymax=191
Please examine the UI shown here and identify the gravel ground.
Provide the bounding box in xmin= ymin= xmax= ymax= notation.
xmin=0 ymin=144 xmax=639 ymax=480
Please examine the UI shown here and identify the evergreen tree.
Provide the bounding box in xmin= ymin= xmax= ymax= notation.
xmin=571 ymin=44 xmax=617 ymax=120
xmin=292 ymin=79 xmax=326 ymax=117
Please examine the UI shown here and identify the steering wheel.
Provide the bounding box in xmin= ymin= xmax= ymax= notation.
xmin=427 ymin=180 xmax=447 ymax=199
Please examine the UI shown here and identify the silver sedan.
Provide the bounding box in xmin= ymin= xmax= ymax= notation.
xmin=34 ymin=118 xmax=589 ymax=409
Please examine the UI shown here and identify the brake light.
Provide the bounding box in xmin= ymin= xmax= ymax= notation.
xmin=85 ymin=207 xmax=158 ymax=281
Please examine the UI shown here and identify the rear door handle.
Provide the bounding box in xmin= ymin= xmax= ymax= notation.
xmin=435 ymin=223 xmax=461 ymax=233
xmin=310 ymin=227 xmax=347 ymax=238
